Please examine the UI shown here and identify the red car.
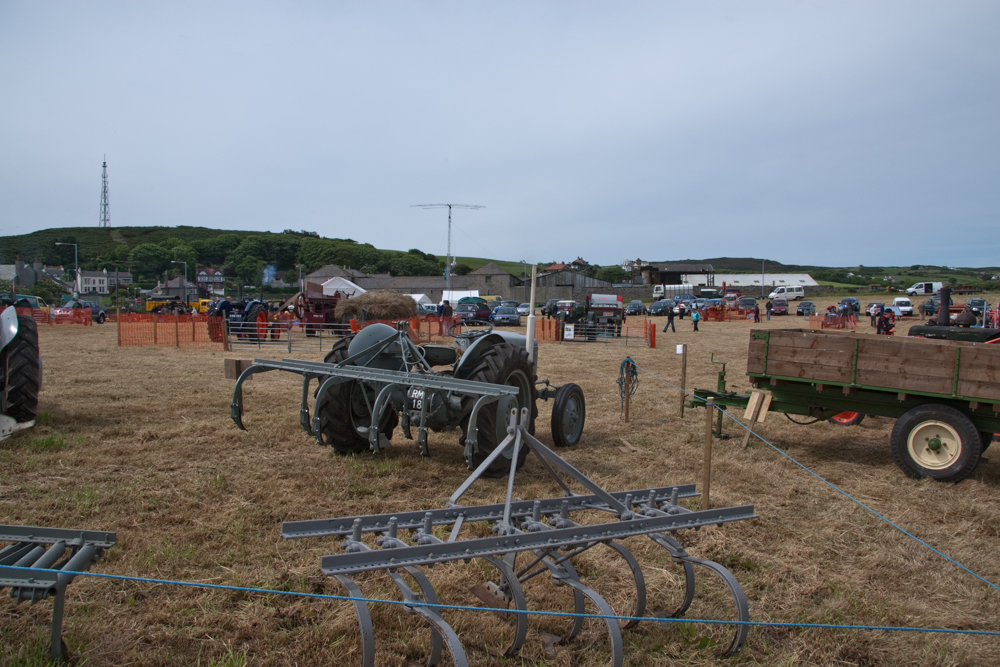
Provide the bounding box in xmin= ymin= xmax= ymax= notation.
xmin=771 ymin=298 xmax=788 ymax=315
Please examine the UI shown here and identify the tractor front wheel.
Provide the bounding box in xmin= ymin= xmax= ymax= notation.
xmin=461 ymin=343 xmax=537 ymax=477
xmin=890 ymin=404 xmax=981 ymax=482
xmin=1 ymin=314 xmax=41 ymax=423
xmin=551 ymin=383 xmax=585 ymax=447
xmin=318 ymin=336 xmax=397 ymax=455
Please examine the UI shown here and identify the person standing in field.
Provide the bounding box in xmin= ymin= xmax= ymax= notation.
xmin=438 ymin=300 xmax=452 ymax=336
xmin=663 ymin=305 xmax=675 ymax=332
xmin=870 ymin=304 xmax=880 ymax=327
xmin=678 ymin=302 xmax=686 ymax=320
xmin=765 ymin=299 xmax=773 ymax=321
xmin=691 ymin=308 xmax=701 ymax=331
xmin=753 ymin=303 xmax=761 ymax=323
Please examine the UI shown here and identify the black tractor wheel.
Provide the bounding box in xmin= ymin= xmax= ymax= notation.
xmin=979 ymin=431 xmax=995 ymax=454
xmin=244 ymin=303 xmax=268 ymax=341
xmin=461 ymin=343 xmax=538 ymax=477
xmin=890 ymin=404 xmax=981 ymax=482
xmin=1 ymin=314 xmax=41 ymax=423
xmin=317 ymin=336 xmax=397 ymax=455
xmin=551 ymin=383 xmax=585 ymax=447
xmin=828 ymin=411 xmax=865 ymax=426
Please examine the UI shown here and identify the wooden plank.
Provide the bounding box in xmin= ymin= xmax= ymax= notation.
xmin=956 ymin=380 xmax=1000 ymax=402
xmin=766 ymin=333 xmax=857 ymax=352
xmin=855 ymin=356 xmax=955 ymax=378
xmin=766 ymin=360 xmax=852 ymax=383
xmin=853 ymin=369 xmax=952 ymax=394
xmin=743 ymin=391 xmax=763 ymax=419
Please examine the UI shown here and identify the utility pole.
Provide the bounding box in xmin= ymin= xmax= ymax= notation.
xmin=100 ymin=157 xmax=110 ymax=228
xmin=411 ymin=204 xmax=484 ymax=301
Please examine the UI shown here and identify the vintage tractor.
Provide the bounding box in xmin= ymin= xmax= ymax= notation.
xmin=1 ymin=303 xmax=41 ymax=441
xmin=231 ymin=319 xmax=586 ymax=476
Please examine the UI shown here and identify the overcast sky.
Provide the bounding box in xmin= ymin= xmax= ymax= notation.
xmin=2 ymin=1 xmax=998 ymax=268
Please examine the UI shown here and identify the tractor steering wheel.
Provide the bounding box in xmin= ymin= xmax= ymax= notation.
xmin=448 ymin=319 xmax=494 ymax=341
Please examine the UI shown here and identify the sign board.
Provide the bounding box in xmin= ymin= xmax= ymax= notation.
xmin=564 ymin=324 xmax=575 ymax=340
xmin=676 ymin=344 xmax=684 ymax=354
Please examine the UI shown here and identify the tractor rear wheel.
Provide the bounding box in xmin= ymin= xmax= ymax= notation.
xmin=1 ymin=315 xmax=41 ymax=423
xmin=318 ymin=336 xmax=397 ymax=455
xmin=461 ymin=343 xmax=537 ymax=477
xmin=244 ymin=303 xmax=267 ymax=341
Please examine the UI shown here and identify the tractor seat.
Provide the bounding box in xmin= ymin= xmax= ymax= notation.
xmin=420 ymin=345 xmax=458 ymax=367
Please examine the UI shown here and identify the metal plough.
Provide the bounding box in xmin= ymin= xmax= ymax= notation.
xmin=283 ymin=408 xmax=757 ymax=666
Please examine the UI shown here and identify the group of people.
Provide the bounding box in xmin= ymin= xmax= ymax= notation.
xmin=662 ymin=303 xmax=702 ymax=332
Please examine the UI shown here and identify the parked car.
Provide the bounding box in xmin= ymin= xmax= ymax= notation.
xmin=492 ymin=306 xmax=522 ymax=326
xmin=703 ymin=298 xmax=724 ymax=309
xmin=624 ymin=300 xmax=647 ymax=316
xmin=0 ymin=294 xmax=49 ymax=310
xmin=501 ymin=300 xmax=520 ymax=308
xmin=417 ymin=303 xmax=438 ymax=315
xmin=796 ymin=301 xmax=816 ymax=316
xmin=738 ymin=297 xmax=757 ymax=310
xmin=648 ymin=299 xmax=675 ymax=316
xmin=771 ymin=298 xmax=789 ymax=315
xmin=865 ymin=302 xmax=884 ymax=316
xmin=78 ymin=299 xmax=108 ymax=324
xmin=892 ymin=297 xmax=914 ymax=317
xmin=922 ymin=295 xmax=955 ymax=316
xmin=905 ymin=281 xmax=943 ymax=296
xmin=516 ymin=303 xmax=531 ymax=316
xmin=839 ymin=297 xmax=861 ymax=314
xmin=768 ymin=285 xmax=805 ymax=300
xmin=455 ymin=302 xmax=492 ymax=321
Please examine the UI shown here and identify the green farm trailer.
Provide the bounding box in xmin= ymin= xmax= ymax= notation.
xmin=690 ymin=328 xmax=1000 ymax=483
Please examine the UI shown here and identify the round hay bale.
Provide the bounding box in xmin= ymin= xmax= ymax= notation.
xmin=335 ymin=290 xmax=417 ymax=322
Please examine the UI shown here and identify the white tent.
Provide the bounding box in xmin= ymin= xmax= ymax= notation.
xmin=321 ymin=277 xmax=366 ymax=297
xmin=406 ymin=293 xmax=433 ymax=305
xmin=440 ymin=290 xmax=479 ymax=304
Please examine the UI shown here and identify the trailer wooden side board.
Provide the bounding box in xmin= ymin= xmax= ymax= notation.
xmin=747 ymin=329 xmax=1000 ymax=404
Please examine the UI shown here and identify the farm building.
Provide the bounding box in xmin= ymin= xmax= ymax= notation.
xmin=690 ymin=273 xmax=818 ymax=289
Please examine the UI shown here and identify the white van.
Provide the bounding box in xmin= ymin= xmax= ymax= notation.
xmin=893 ymin=297 xmax=913 ymax=316
xmin=905 ymin=282 xmax=942 ymax=296
xmin=768 ymin=285 xmax=805 ymax=301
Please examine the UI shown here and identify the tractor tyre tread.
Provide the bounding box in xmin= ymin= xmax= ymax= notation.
xmin=2 ymin=315 xmax=41 ymax=423
xmin=318 ymin=336 xmax=397 ymax=455
xmin=244 ymin=303 xmax=267 ymax=341
xmin=551 ymin=383 xmax=586 ymax=447
xmin=461 ymin=343 xmax=537 ymax=477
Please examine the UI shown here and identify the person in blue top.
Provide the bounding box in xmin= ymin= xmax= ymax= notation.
xmin=691 ymin=308 xmax=701 ymax=331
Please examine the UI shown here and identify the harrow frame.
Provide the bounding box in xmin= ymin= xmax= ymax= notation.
xmin=283 ymin=408 xmax=757 ymax=666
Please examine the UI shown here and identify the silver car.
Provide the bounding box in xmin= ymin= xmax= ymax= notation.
xmin=493 ymin=306 xmax=522 ymax=326
xmin=516 ymin=303 xmax=531 ymax=316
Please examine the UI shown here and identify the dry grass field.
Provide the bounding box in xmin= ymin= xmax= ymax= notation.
xmin=3 ymin=295 xmax=1000 ymax=666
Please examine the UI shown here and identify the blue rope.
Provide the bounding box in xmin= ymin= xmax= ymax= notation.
xmin=617 ymin=357 xmax=639 ymax=418
xmin=630 ymin=362 xmax=1000 ymax=595
xmin=1 ymin=564 xmax=998 ymax=636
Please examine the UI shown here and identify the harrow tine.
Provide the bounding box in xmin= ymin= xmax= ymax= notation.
xmin=603 ymin=541 xmax=647 ymax=630
xmin=647 ymin=533 xmax=696 ymax=616
xmin=388 ymin=566 xmax=469 ymax=667
xmin=476 ymin=555 xmax=528 ymax=657
xmin=681 ymin=557 xmax=750 ymax=656
xmin=333 ymin=575 xmax=374 ymax=667
xmin=545 ymin=558 xmax=624 ymax=667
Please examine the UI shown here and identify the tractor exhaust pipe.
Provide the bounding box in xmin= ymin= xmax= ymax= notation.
xmin=938 ymin=286 xmax=951 ymax=326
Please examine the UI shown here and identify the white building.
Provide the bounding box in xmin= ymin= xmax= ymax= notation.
xmin=683 ymin=273 xmax=818 ymax=289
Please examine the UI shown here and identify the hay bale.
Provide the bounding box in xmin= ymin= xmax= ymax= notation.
xmin=334 ymin=290 xmax=417 ymax=321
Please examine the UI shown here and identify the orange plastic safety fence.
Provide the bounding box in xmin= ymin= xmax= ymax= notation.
xmin=49 ymin=307 xmax=93 ymax=325
xmin=808 ymin=314 xmax=859 ymax=330
xmin=534 ymin=318 xmax=562 ymax=342
xmin=14 ymin=307 xmax=50 ymax=325
xmin=350 ymin=316 xmax=464 ymax=343
xmin=118 ymin=312 xmax=225 ymax=349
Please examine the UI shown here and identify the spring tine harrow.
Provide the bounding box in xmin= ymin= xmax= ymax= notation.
xmin=284 ymin=408 xmax=757 ymax=664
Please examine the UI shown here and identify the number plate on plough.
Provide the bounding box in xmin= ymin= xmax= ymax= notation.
xmin=283 ymin=409 xmax=758 ymax=667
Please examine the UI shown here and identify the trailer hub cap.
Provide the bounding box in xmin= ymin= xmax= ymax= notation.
xmin=908 ymin=421 xmax=961 ymax=470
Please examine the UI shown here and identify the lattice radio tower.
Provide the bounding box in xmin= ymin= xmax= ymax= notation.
xmin=99 ymin=157 xmax=110 ymax=227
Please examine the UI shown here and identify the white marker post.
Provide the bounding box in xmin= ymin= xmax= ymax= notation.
xmin=526 ymin=264 xmax=537 ymax=363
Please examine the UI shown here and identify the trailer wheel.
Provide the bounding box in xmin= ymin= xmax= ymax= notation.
xmin=979 ymin=431 xmax=995 ymax=454
xmin=1 ymin=315 xmax=41 ymax=423
xmin=890 ymin=405 xmax=981 ymax=482
xmin=462 ymin=343 xmax=537 ymax=477
xmin=551 ymin=383 xmax=585 ymax=447
xmin=828 ymin=411 xmax=865 ymax=426
xmin=318 ymin=336 xmax=398 ymax=455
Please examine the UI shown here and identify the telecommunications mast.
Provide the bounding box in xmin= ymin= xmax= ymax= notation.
xmin=411 ymin=203 xmax=484 ymax=298
xmin=99 ymin=157 xmax=111 ymax=228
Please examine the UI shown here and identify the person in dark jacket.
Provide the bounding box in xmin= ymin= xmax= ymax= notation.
xmin=753 ymin=303 xmax=761 ymax=323
xmin=662 ymin=306 xmax=675 ymax=332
